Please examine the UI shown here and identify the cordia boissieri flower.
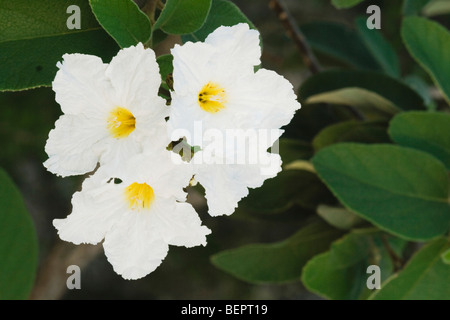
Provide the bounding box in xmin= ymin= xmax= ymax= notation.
xmin=167 ymin=23 xmax=301 ymax=216
xmin=53 ymin=150 xmax=210 ymax=280
xmin=44 ymin=43 xmax=169 ymax=177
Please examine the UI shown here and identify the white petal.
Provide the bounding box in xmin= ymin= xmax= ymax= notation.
xmin=44 ymin=114 xmax=108 ymax=177
xmin=115 ymin=150 xmax=194 ymax=201
xmin=99 ymin=135 xmax=143 ymax=170
xmin=52 ymin=53 xmax=112 ymax=116
xmin=232 ymin=69 xmax=301 ymax=130
xmin=106 ymin=44 xmax=161 ymax=107
xmin=205 ymin=23 xmax=261 ymax=71
xmin=103 ymin=211 xmax=169 ymax=280
xmin=171 ymin=42 xmax=217 ymax=94
xmin=194 ymin=152 xmax=281 ymax=216
xmin=53 ymin=170 xmax=125 ymax=245
xmin=151 ymin=200 xmax=210 ymax=247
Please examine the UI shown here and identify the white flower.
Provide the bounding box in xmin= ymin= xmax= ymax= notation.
xmin=44 ymin=43 xmax=169 ymax=177
xmin=167 ymin=23 xmax=301 ymax=216
xmin=53 ymin=149 xmax=210 ymax=280
xmin=167 ymin=23 xmax=300 ymax=148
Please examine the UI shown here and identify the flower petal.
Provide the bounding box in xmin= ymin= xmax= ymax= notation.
xmin=44 ymin=114 xmax=108 ymax=177
xmin=194 ymin=152 xmax=282 ymax=216
xmin=52 ymin=53 xmax=112 ymax=116
xmin=107 ymin=150 xmax=194 ymax=202
xmin=232 ymin=69 xmax=301 ymax=130
xmin=103 ymin=211 xmax=169 ymax=280
xmin=152 ymin=200 xmax=211 ymax=247
xmin=106 ymin=43 xmax=161 ymax=107
xmin=205 ymin=23 xmax=261 ymax=72
xmin=53 ymin=169 xmax=126 ymax=244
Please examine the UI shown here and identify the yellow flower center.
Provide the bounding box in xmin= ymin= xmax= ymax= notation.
xmin=198 ymin=82 xmax=226 ymax=113
xmin=125 ymin=182 xmax=155 ymax=211
xmin=107 ymin=107 xmax=136 ymax=138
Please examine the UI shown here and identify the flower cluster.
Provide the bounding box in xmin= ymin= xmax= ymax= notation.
xmin=45 ymin=24 xmax=300 ymax=279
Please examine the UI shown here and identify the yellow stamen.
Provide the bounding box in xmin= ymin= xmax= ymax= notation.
xmin=107 ymin=107 xmax=136 ymax=138
xmin=125 ymin=182 xmax=155 ymax=211
xmin=198 ymin=82 xmax=226 ymax=113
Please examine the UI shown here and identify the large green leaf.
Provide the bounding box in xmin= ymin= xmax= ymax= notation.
xmin=312 ymin=120 xmax=391 ymax=151
xmin=211 ymin=220 xmax=344 ymax=283
xmin=89 ymin=0 xmax=151 ymax=48
xmin=389 ymin=111 xmax=450 ymax=169
xmin=0 ymin=0 xmax=119 ymax=91
xmin=302 ymin=229 xmax=402 ymax=300
xmin=370 ymin=237 xmax=450 ymax=300
xmin=402 ymin=17 xmax=450 ymax=103
xmin=403 ymin=0 xmax=433 ymax=15
xmin=300 ymin=22 xmax=380 ymax=71
xmin=332 ymin=0 xmax=366 ymax=9
xmin=154 ymin=0 xmax=211 ymax=35
xmin=299 ymin=70 xmax=426 ymax=111
xmin=238 ymin=169 xmax=335 ymax=215
xmin=182 ymin=0 xmax=254 ymax=43
xmin=0 ymin=169 xmax=38 ymax=300
xmin=355 ymin=17 xmax=400 ymax=78
xmin=312 ymin=143 xmax=450 ymax=241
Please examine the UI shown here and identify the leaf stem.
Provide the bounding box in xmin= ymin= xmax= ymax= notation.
xmin=268 ymin=0 xmax=321 ymax=74
xmin=140 ymin=0 xmax=160 ymax=24
xmin=381 ymin=235 xmax=403 ymax=273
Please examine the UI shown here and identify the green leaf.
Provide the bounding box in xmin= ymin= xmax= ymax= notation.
xmin=312 ymin=120 xmax=391 ymax=151
xmin=154 ymin=0 xmax=211 ymax=35
xmin=0 ymin=0 xmax=119 ymax=91
xmin=403 ymin=75 xmax=437 ymax=110
xmin=182 ymin=0 xmax=254 ymax=43
xmin=0 ymin=169 xmax=38 ymax=300
xmin=402 ymin=17 xmax=450 ymax=104
xmin=302 ymin=229 xmax=395 ymax=300
xmin=389 ymin=111 xmax=450 ymax=170
xmin=317 ymin=205 xmax=364 ymax=230
xmin=278 ymin=139 xmax=313 ymax=165
xmin=300 ymin=22 xmax=380 ymax=71
xmin=423 ymin=0 xmax=450 ymax=16
xmin=355 ymin=17 xmax=400 ymax=78
xmin=300 ymin=70 xmax=426 ymax=112
xmin=403 ymin=0 xmax=433 ymax=15
xmin=89 ymin=0 xmax=151 ymax=48
xmin=238 ymin=169 xmax=335 ymax=215
xmin=312 ymin=143 xmax=450 ymax=241
xmin=370 ymin=237 xmax=450 ymax=300
xmin=442 ymin=249 xmax=450 ymax=265
xmin=211 ymin=220 xmax=344 ymax=283
xmin=332 ymin=0 xmax=366 ymax=9
xmin=306 ymin=88 xmax=400 ymax=119
xmin=156 ymin=54 xmax=173 ymax=91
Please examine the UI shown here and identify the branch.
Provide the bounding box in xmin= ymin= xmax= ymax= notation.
xmin=30 ymin=240 xmax=102 ymax=300
xmin=269 ymin=0 xmax=321 ymax=74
